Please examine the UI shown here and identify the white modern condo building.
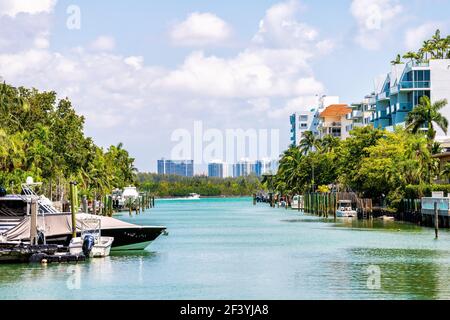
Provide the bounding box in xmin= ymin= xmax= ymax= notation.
xmin=369 ymin=59 xmax=450 ymax=138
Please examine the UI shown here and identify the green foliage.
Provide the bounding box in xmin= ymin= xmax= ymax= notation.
xmin=393 ymin=29 xmax=450 ymax=64
xmin=274 ymin=125 xmax=443 ymax=209
xmin=136 ymin=173 xmax=262 ymax=197
xmin=0 ymin=82 xmax=136 ymax=197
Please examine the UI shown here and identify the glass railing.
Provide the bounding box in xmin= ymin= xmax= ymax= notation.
xmin=408 ymin=61 xmax=430 ymax=68
xmin=377 ymin=91 xmax=390 ymax=100
xmin=399 ymin=81 xmax=431 ymax=89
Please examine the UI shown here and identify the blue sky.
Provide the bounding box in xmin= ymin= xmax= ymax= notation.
xmin=1 ymin=0 xmax=449 ymax=173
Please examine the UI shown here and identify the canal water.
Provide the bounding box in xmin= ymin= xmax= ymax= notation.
xmin=1 ymin=197 xmax=450 ymax=300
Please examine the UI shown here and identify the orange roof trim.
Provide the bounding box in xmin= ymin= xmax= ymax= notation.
xmin=320 ymin=104 xmax=351 ymax=118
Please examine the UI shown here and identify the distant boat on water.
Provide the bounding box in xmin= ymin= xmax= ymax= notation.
xmin=159 ymin=193 xmax=201 ymax=201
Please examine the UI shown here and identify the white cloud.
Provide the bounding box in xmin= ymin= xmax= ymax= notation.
xmin=0 ymin=0 xmax=57 ymax=17
xmin=0 ymin=0 xmax=331 ymax=170
xmin=253 ymin=0 xmax=318 ymax=48
xmin=0 ymin=13 xmax=53 ymax=53
xmin=90 ymin=36 xmax=116 ymax=51
xmin=124 ymin=56 xmax=144 ymax=70
xmin=268 ymin=96 xmax=320 ymax=119
xmin=170 ymin=12 xmax=232 ymax=46
xmin=405 ymin=22 xmax=447 ymax=51
xmin=350 ymin=0 xmax=403 ymax=50
xmin=153 ymin=48 xmax=318 ymax=98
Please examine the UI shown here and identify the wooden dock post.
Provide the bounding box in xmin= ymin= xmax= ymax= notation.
xmin=69 ymin=182 xmax=77 ymax=238
xmin=435 ymin=201 xmax=439 ymax=239
xmin=334 ymin=193 xmax=337 ymax=221
xmin=253 ymin=194 xmax=256 ymax=206
xmin=30 ymin=199 xmax=38 ymax=245
xmin=82 ymin=195 xmax=88 ymax=213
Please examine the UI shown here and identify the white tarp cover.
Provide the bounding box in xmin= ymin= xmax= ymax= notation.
xmin=4 ymin=213 xmax=144 ymax=241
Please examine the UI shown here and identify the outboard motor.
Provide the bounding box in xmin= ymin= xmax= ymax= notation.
xmin=82 ymin=235 xmax=95 ymax=257
xmin=0 ymin=186 xmax=6 ymax=197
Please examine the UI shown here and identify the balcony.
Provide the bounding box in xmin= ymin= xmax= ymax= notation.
xmin=399 ymin=81 xmax=431 ymax=89
xmin=321 ymin=122 xmax=342 ymax=128
xmin=352 ymin=110 xmax=363 ymax=118
xmin=377 ymin=91 xmax=390 ymax=101
xmin=396 ymin=102 xmax=413 ymax=112
xmin=346 ymin=110 xmax=363 ymax=120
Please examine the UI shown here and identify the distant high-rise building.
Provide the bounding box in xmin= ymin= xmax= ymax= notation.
xmin=208 ymin=161 xmax=224 ymax=178
xmin=157 ymin=159 xmax=194 ymax=177
xmin=232 ymin=159 xmax=271 ymax=177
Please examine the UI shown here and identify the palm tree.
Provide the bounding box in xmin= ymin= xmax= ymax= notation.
xmin=446 ymin=36 xmax=450 ymax=59
xmin=403 ymin=51 xmax=419 ymax=64
xmin=420 ymin=40 xmax=434 ymax=61
xmin=390 ymin=54 xmax=403 ymax=65
xmin=406 ymin=96 xmax=448 ymax=183
xmin=431 ymin=29 xmax=442 ymax=58
xmin=299 ymin=131 xmax=319 ymax=155
xmin=320 ymin=135 xmax=340 ymax=153
xmin=441 ymin=162 xmax=450 ymax=183
xmin=276 ymin=147 xmax=304 ymax=195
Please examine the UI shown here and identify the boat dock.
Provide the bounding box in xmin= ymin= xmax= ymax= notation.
xmin=0 ymin=243 xmax=86 ymax=264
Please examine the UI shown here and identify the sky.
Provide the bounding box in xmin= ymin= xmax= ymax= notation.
xmin=1 ymin=0 xmax=449 ymax=173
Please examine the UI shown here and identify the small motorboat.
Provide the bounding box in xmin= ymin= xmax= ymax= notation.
xmin=69 ymin=236 xmax=114 ymax=258
xmin=69 ymin=218 xmax=114 ymax=258
xmin=291 ymin=195 xmax=304 ymax=210
xmin=336 ymin=200 xmax=357 ymax=218
xmin=187 ymin=193 xmax=200 ymax=200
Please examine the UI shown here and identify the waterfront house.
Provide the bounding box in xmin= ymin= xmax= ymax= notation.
xmin=345 ymin=95 xmax=376 ymax=135
xmin=318 ymin=104 xmax=352 ymax=140
xmin=290 ymin=96 xmax=340 ymax=145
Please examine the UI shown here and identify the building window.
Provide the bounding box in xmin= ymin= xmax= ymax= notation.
xmin=300 ymin=123 xmax=308 ymax=129
xmin=299 ymin=115 xmax=308 ymax=121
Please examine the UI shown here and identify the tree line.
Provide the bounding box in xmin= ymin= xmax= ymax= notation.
xmin=137 ymin=173 xmax=262 ymax=197
xmin=0 ymin=82 xmax=136 ymax=200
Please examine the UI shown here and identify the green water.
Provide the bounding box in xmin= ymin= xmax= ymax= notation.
xmin=1 ymin=197 xmax=450 ymax=300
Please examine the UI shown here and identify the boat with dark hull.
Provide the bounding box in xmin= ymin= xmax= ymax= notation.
xmin=0 ymin=184 xmax=166 ymax=251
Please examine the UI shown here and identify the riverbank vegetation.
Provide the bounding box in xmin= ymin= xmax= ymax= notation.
xmin=137 ymin=173 xmax=261 ymax=197
xmin=272 ymin=97 xmax=448 ymax=210
xmin=0 ymin=82 xmax=136 ymax=199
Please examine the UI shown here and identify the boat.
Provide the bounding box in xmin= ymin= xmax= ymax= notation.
xmin=69 ymin=218 xmax=114 ymax=257
xmin=0 ymin=183 xmax=166 ymax=251
xmin=336 ymin=200 xmax=357 ymax=218
xmin=187 ymin=193 xmax=200 ymax=200
xmin=122 ymin=186 xmax=139 ymax=201
xmin=291 ymin=195 xmax=304 ymax=210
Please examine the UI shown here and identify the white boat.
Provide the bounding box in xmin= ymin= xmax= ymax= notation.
xmin=69 ymin=236 xmax=114 ymax=258
xmin=336 ymin=200 xmax=357 ymax=218
xmin=291 ymin=195 xmax=304 ymax=210
xmin=187 ymin=193 xmax=200 ymax=200
xmin=122 ymin=186 xmax=139 ymax=201
xmin=69 ymin=218 xmax=114 ymax=258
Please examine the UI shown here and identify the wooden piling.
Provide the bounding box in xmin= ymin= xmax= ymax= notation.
xmin=435 ymin=202 xmax=439 ymax=239
xmin=69 ymin=182 xmax=77 ymax=238
xmin=30 ymin=199 xmax=38 ymax=245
